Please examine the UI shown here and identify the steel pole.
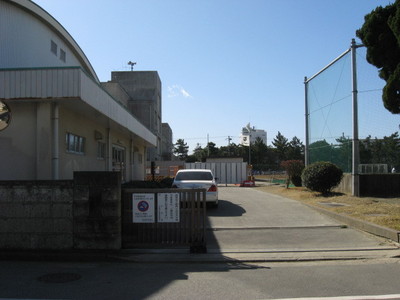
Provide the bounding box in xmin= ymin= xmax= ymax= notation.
xmin=351 ymin=38 xmax=360 ymax=196
xmin=304 ymin=76 xmax=309 ymax=166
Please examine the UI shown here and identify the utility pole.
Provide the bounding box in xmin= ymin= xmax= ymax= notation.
xmin=227 ymin=136 xmax=232 ymax=146
xmin=248 ymin=135 xmax=251 ymax=165
xmin=351 ymin=38 xmax=362 ymax=197
xmin=207 ymin=134 xmax=210 ymax=157
xmin=227 ymin=136 xmax=232 ymax=157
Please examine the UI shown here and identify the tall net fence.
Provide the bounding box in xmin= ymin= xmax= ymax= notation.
xmin=306 ymin=44 xmax=400 ymax=173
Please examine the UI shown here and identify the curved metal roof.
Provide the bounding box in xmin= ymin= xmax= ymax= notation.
xmin=7 ymin=0 xmax=100 ymax=82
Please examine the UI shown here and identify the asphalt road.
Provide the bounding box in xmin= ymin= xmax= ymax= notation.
xmin=1 ymin=259 xmax=400 ymax=299
xmin=205 ymin=187 xmax=398 ymax=255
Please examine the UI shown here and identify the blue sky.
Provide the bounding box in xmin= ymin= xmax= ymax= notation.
xmin=34 ymin=0 xmax=394 ymax=152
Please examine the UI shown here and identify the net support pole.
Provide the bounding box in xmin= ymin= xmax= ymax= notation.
xmin=351 ymin=38 xmax=360 ymax=196
xmin=304 ymin=76 xmax=309 ymax=166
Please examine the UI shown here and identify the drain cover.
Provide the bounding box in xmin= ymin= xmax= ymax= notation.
xmin=38 ymin=273 xmax=81 ymax=283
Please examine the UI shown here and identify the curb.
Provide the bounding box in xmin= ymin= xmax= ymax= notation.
xmin=114 ymin=248 xmax=400 ymax=263
xmin=305 ymin=204 xmax=400 ymax=243
xmin=0 ymin=250 xmax=125 ymax=263
xmin=2 ymin=247 xmax=399 ymax=264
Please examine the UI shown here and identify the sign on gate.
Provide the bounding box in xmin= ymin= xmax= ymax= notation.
xmin=158 ymin=193 xmax=180 ymax=223
xmin=123 ymin=188 xmax=207 ymax=252
xmin=132 ymin=193 xmax=155 ymax=223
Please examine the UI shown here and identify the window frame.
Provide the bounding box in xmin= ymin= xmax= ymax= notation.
xmin=97 ymin=141 xmax=106 ymax=160
xmin=51 ymin=40 xmax=58 ymax=56
xmin=65 ymin=132 xmax=85 ymax=155
xmin=60 ymin=49 xmax=66 ymax=62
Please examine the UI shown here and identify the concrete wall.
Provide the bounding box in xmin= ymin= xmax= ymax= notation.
xmin=333 ymin=173 xmax=352 ymax=194
xmin=101 ymin=82 xmax=130 ymax=108
xmin=109 ymin=71 xmax=162 ymax=161
xmin=73 ymin=172 xmax=121 ymax=249
xmin=333 ymin=173 xmax=400 ymax=197
xmin=359 ymin=174 xmax=400 ymax=197
xmin=161 ymin=123 xmax=173 ymax=161
xmin=0 ymin=172 xmax=121 ymax=250
xmin=0 ymin=180 xmax=74 ymax=249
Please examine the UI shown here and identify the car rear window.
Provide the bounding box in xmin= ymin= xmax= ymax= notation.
xmin=175 ymin=171 xmax=213 ymax=181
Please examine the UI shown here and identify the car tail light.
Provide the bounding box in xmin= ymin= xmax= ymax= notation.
xmin=208 ymin=185 xmax=217 ymax=192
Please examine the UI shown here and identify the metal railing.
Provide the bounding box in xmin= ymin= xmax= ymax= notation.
xmin=122 ymin=188 xmax=207 ymax=253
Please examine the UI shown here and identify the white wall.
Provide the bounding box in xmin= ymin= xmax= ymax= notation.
xmin=0 ymin=102 xmax=37 ymax=179
xmin=0 ymin=100 xmax=149 ymax=181
xmin=58 ymin=106 xmax=146 ymax=181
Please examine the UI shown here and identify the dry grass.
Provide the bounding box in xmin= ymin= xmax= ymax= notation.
xmin=255 ymin=175 xmax=400 ymax=231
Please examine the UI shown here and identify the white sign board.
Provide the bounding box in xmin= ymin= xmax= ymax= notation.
xmin=157 ymin=193 xmax=180 ymax=223
xmin=132 ymin=193 xmax=155 ymax=223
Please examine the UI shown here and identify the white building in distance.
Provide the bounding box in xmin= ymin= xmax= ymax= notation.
xmin=240 ymin=123 xmax=267 ymax=146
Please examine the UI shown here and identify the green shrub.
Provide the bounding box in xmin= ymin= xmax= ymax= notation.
xmin=291 ymin=175 xmax=302 ymax=187
xmin=301 ymin=162 xmax=343 ymax=194
xmin=280 ymin=160 xmax=304 ymax=187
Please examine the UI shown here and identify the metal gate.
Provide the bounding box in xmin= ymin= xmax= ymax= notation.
xmin=122 ymin=188 xmax=207 ymax=252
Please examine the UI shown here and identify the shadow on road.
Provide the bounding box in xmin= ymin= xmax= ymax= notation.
xmin=207 ymin=200 xmax=246 ymax=217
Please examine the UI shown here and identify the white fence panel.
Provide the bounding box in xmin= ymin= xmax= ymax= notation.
xmin=219 ymin=163 xmax=227 ymax=184
xmin=185 ymin=162 xmax=247 ymax=184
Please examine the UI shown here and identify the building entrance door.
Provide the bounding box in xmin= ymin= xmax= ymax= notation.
xmin=112 ymin=145 xmax=126 ymax=181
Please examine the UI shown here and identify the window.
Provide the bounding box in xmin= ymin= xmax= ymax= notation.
xmin=175 ymin=171 xmax=213 ymax=181
xmin=112 ymin=145 xmax=126 ymax=181
xmin=51 ymin=40 xmax=58 ymax=56
xmin=60 ymin=49 xmax=66 ymax=62
xmin=97 ymin=142 xmax=105 ymax=159
xmin=66 ymin=132 xmax=85 ymax=154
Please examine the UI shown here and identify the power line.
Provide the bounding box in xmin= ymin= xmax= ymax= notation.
xmin=176 ymin=135 xmax=239 ymax=141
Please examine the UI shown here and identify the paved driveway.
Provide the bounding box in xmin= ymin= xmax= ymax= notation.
xmin=206 ymin=187 xmax=397 ymax=254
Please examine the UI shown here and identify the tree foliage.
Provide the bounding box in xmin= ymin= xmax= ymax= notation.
xmin=309 ymin=132 xmax=400 ymax=172
xmin=177 ymin=132 xmax=304 ymax=171
xmin=286 ymin=136 xmax=304 ymax=161
xmin=272 ymin=131 xmax=289 ymax=161
xmin=173 ymin=139 xmax=189 ymax=160
xmin=356 ymin=1 xmax=400 ymax=113
xmin=281 ymin=160 xmax=304 ymax=187
xmin=309 ymin=140 xmax=333 ymax=165
xmin=360 ymin=132 xmax=400 ymax=169
xmin=252 ymin=137 xmax=269 ymax=164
